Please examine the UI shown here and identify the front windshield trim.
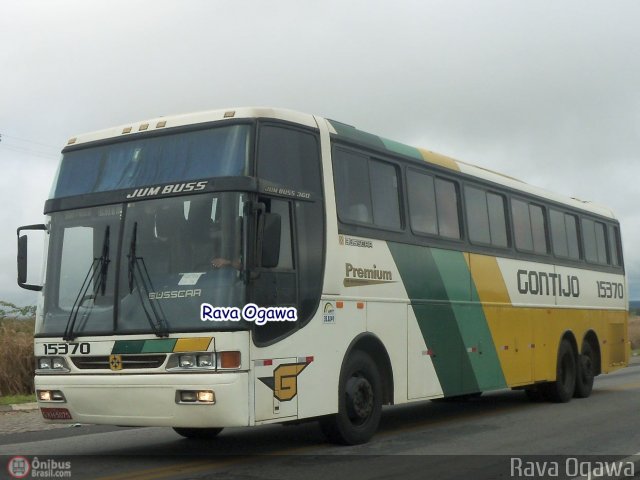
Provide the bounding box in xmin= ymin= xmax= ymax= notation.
xmin=44 ymin=176 xmax=259 ymax=214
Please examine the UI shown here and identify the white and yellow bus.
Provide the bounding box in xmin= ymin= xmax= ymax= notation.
xmin=18 ymin=107 xmax=628 ymax=445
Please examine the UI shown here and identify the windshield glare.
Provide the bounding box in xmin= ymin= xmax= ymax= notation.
xmin=40 ymin=192 xmax=247 ymax=336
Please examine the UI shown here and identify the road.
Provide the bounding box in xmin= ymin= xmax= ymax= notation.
xmin=1 ymin=364 xmax=640 ymax=479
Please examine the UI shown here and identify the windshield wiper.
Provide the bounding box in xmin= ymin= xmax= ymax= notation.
xmin=127 ymin=222 xmax=169 ymax=337
xmin=63 ymin=226 xmax=110 ymax=341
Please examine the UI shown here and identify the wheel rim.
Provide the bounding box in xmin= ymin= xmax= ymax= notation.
xmin=345 ymin=374 xmax=374 ymax=425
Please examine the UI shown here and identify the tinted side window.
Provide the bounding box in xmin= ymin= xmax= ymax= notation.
xmin=550 ymin=209 xmax=568 ymax=257
xmin=465 ymin=186 xmax=490 ymax=245
xmin=582 ymin=218 xmax=608 ymax=264
xmin=512 ymin=199 xmax=547 ymax=254
xmin=333 ymin=149 xmax=372 ymax=224
xmin=487 ymin=192 xmax=508 ymax=247
xmin=609 ymin=226 xmax=622 ymax=267
xmin=594 ymin=221 xmax=608 ymax=264
xmin=435 ymin=178 xmax=461 ymax=239
xmin=407 ymin=170 xmax=437 ymax=236
xmin=530 ymin=205 xmax=547 ymax=254
xmin=465 ymin=186 xmax=507 ymax=247
xmin=258 ymin=125 xmax=321 ymax=194
xmin=565 ymin=214 xmax=580 ymax=260
xmin=369 ymin=160 xmax=401 ymax=229
xmin=512 ymin=199 xmax=533 ymax=251
xmin=550 ymin=209 xmax=579 ymax=260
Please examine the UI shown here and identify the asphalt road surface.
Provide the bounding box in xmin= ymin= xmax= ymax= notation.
xmin=2 ymin=364 xmax=640 ymax=479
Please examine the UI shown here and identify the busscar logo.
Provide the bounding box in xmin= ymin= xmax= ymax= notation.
xmin=259 ymin=363 xmax=308 ymax=401
xmin=344 ymin=263 xmax=394 ymax=287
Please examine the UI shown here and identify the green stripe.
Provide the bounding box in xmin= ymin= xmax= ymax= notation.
xmin=380 ymin=138 xmax=423 ymax=160
xmin=141 ymin=339 xmax=177 ymax=353
xmin=112 ymin=340 xmax=145 ymax=354
xmin=431 ymin=250 xmax=507 ymax=391
xmin=389 ymin=243 xmax=507 ymax=395
xmin=388 ymin=243 xmax=478 ymax=396
xmin=112 ymin=339 xmax=178 ymax=354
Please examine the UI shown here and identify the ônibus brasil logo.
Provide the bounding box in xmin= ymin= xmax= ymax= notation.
xmin=7 ymin=456 xmax=30 ymax=479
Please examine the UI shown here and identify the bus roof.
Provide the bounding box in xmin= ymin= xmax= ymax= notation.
xmin=65 ymin=106 xmax=616 ymax=220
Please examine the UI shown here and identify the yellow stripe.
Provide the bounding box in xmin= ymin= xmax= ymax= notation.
xmin=173 ymin=337 xmax=212 ymax=352
xmin=418 ymin=148 xmax=460 ymax=171
xmin=468 ymin=253 xmax=628 ymax=386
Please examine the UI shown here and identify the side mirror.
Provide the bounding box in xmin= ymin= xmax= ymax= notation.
xmin=259 ymin=213 xmax=281 ymax=269
xmin=17 ymin=224 xmax=47 ymax=291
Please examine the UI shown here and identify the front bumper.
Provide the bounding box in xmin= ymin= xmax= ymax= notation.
xmin=35 ymin=372 xmax=249 ymax=428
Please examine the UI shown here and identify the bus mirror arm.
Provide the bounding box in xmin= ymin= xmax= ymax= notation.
xmin=17 ymin=224 xmax=48 ymax=291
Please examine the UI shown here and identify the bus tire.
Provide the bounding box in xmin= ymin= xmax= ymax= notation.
xmin=574 ymin=341 xmax=595 ymax=398
xmin=543 ymin=339 xmax=576 ymax=403
xmin=172 ymin=427 xmax=223 ymax=439
xmin=319 ymin=350 xmax=382 ymax=445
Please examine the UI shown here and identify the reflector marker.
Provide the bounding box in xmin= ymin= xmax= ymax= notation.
xmin=336 ymin=301 xmax=344 ymax=309
xmin=357 ymin=302 xmax=365 ymax=309
xmin=501 ymin=345 xmax=509 ymax=350
xmin=156 ymin=120 xmax=167 ymax=128
xmin=422 ymin=349 xmax=435 ymax=357
xmin=255 ymin=359 xmax=273 ymax=367
xmin=467 ymin=346 xmax=478 ymax=353
xmin=297 ymin=356 xmax=314 ymax=364
xmin=122 ymin=126 xmax=132 ymax=134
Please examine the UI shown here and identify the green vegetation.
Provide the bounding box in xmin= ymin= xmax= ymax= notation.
xmin=0 ymin=302 xmax=36 ymax=396
xmin=0 ymin=394 xmax=36 ymax=405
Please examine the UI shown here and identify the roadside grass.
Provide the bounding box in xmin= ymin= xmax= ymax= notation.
xmin=0 ymin=394 xmax=36 ymax=405
xmin=0 ymin=317 xmax=35 ymax=396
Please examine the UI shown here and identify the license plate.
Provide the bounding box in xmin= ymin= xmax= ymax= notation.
xmin=41 ymin=407 xmax=72 ymax=420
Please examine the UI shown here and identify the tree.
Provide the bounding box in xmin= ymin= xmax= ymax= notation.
xmin=0 ymin=301 xmax=36 ymax=318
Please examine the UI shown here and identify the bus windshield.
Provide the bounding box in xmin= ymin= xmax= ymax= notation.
xmin=40 ymin=192 xmax=248 ymax=337
xmin=51 ymin=124 xmax=251 ymax=198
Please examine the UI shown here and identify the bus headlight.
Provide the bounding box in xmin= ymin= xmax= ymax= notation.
xmin=36 ymin=357 xmax=70 ymax=373
xmin=178 ymin=355 xmax=196 ymax=368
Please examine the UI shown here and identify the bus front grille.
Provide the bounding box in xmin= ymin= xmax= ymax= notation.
xmin=71 ymin=354 xmax=167 ymax=370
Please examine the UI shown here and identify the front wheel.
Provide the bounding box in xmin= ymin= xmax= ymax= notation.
xmin=172 ymin=427 xmax=223 ymax=439
xmin=320 ymin=351 xmax=382 ymax=445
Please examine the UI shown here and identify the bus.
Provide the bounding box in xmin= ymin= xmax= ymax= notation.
xmin=17 ymin=107 xmax=628 ymax=445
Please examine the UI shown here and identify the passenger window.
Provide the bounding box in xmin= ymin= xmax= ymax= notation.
xmin=333 ymin=149 xmax=373 ymax=225
xmin=435 ymin=178 xmax=461 ymax=239
xmin=407 ymin=171 xmax=437 ymax=236
xmin=465 ymin=186 xmax=508 ymax=247
xmin=609 ymin=226 xmax=622 ymax=267
xmin=582 ymin=218 xmax=608 ymax=264
xmin=550 ymin=209 xmax=579 ymax=260
xmin=369 ymin=160 xmax=401 ymax=229
xmin=512 ymin=199 xmax=548 ymax=254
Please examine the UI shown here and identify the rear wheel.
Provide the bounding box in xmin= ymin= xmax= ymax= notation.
xmin=172 ymin=427 xmax=223 ymax=439
xmin=574 ymin=341 xmax=596 ymax=398
xmin=543 ymin=339 xmax=576 ymax=403
xmin=320 ymin=351 xmax=382 ymax=445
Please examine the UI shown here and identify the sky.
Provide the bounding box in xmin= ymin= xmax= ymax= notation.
xmin=1 ymin=0 xmax=639 ymax=307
